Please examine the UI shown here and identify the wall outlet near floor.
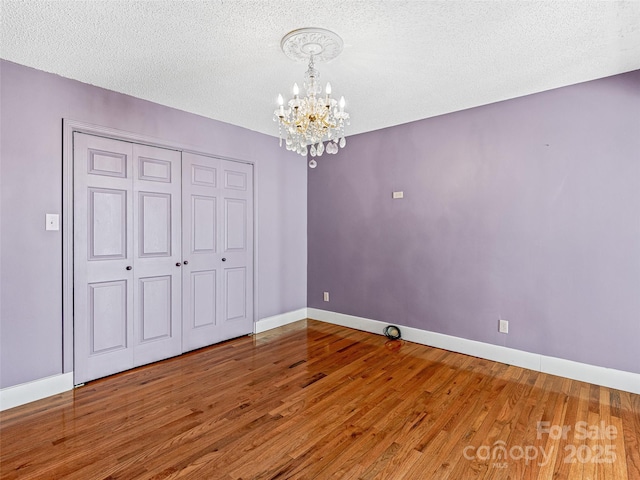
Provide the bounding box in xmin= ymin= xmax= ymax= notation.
xmin=499 ymin=319 xmax=509 ymax=334
xmin=323 ymin=292 xmax=330 ymax=302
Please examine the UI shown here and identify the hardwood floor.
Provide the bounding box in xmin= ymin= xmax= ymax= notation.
xmin=1 ymin=319 xmax=639 ymax=479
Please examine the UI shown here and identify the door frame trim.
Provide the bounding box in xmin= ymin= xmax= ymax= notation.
xmin=62 ymin=119 xmax=257 ymax=375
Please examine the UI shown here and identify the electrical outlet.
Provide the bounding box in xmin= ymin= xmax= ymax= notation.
xmin=392 ymin=191 xmax=404 ymax=199
xmin=323 ymin=292 xmax=330 ymax=302
xmin=499 ymin=319 xmax=509 ymax=334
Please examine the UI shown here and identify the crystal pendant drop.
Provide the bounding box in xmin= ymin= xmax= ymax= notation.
xmin=339 ymin=137 xmax=346 ymax=148
xmin=309 ymin=159 xmax=317 ymax=168
xmin=317 ymin=142 xmax=324 ymax=156
xmin=310 ymin=145 xmax=317 ymax=157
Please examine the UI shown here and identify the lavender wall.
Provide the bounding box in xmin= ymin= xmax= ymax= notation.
xmin=0 ymin=60 xmax=307 ymax=389
xmin=309 ymin=70 xmax=640 ymax=374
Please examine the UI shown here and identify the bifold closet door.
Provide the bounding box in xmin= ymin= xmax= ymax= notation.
xmin=131 ymin=143 xmax=182 ymax=367
xmin=74 ymin=134 xmax=134 ymax=384
xmin=74 ymin=133 xmax=182 ymax=384
xmin=181 ymin=152 xmax=254 ymax=352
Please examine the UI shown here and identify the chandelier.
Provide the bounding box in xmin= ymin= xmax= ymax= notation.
xmin=274 ymin=28 xmax=350 ymax=168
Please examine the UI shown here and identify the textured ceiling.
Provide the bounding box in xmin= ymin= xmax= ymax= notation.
xmin=2 ymin=1 xmax=639 ymax=137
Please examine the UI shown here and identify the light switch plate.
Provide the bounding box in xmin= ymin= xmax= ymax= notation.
xmin=46 ymin=213 xmax=60 ymax=231
xmin=392 ymin=191 xmax=404 ymax=199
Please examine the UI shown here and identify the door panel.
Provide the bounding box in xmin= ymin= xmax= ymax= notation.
xmin=88 ymin=149 xmax=128 ymax=177
xmin=88 ymin=188 xmax=128 ymax=259
xmin=225 ymin=268 xmax=246 ymax=321
xmin=139 ymin=192 xmax=172 ymax=257
xmin=182 ymin=153 xmax=253 ymax=352
xmin=88 ymin=280 xmax=128 ymax=354
xmin=192 ymin=164 xmax=216 ymax=186
xmin=74 ymin=133 xmax=134 ymax=384
xmin=132 ymin=143 xmax=182 ymax=367
xmin=219 ymin=161 xmax=254 ymax=340
xmin=139 ymin=157 xmax=172 ymax=182
xmin=224 ymin=170 xmax=247 ymax=190
xmin=191 ymin=270 xmax=216 ymax=328
xmin=192 ymin=196 xmax=216 ymax=252
xmin=139 ymin=275 xmax=173 ymax=341
xmin=224 ymin=199 xmax=247 ymax=251
xmin=182 ymin=153 xmax=222 ymax=351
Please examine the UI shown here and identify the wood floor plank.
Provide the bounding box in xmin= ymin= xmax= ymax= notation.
xmin=620 ymin=391 xmax=640 ymax=479
xmin=1 ymin=319 xmax=639 ymax=479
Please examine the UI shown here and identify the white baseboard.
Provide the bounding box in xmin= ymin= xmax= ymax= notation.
xmin=254 ymin=308 xmax=308 ymax=334
xmin=0 ymin=373 xmax=74 ymax=411
xmin=4 ymin=310 xmax=636 ymax=412
xmin=307 ymin=308 xmax=640 ymax=395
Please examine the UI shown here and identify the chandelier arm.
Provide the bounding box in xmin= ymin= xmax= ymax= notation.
xmin=320 ymin=115 xmax=337 ymax=129
xmin=296 ymin=116 xmax=310 ymax=134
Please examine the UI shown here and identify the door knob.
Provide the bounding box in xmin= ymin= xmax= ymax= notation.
xmin=183 ymin=260 xmax=189 ymax=265
xmin=126 ymin=266 xmax=132 ymax=270
xmin=176 ymin=262 xmax=181 ymax=267
xmin=222 ymin=258 xmax=227 ymax=262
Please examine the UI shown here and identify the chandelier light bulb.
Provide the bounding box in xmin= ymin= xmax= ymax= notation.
xmin=293 ymin=83 xmax=299 ymax=96
xmin=339 ymin=96 xmax=345 ymax=111
xmin=277 ymin=94 xmax=284 ymax=116
xmin=326 ymin=82 xmax=332 ymax=95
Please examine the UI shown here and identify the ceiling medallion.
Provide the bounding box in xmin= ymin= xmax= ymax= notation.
xmin=274 ymin=28 xmax=350 ymax=168
xmin=280 ymin=28 xmax=344 ymax=63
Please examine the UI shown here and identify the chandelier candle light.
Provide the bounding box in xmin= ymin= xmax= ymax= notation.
xmin=274 ymin=28 xmax=350 ymax=168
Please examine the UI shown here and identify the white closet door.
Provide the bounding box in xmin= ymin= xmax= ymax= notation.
xmin=74 ymin=134 xmax=182 ymax=383
xmin=75 ymin=133 xmax=252 ymax=383
xmin=219 ymin=158 xmax=254 ymax=340
xmin=131 ymin=143 xmax=182 ymax=367
xmin=74 ymin=133 xmax=135 ymax=384
xmin=181 ymin=153 xmax=253 ymax=352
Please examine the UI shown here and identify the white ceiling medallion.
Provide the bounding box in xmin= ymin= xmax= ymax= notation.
xmin=281 ymin=28 xmax=344 ymax=63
